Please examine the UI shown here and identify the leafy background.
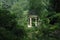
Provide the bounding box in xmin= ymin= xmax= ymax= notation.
xmin=0 ymin=0 xmax=60 ymax=40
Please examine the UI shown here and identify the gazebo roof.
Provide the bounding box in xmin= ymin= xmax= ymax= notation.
xmin=29 ymin=10 xmax=37 ymax=15
xmin=29 ymin=15 xmax=38 ymax=18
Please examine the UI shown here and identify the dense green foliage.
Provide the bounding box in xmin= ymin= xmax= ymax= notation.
xmin=0 ymin=1 xmax=27 ymax=40
xmin=28 ymin=0 xmax=60 ymax=40
xmin=0 ymin=0 xmax=60 ymax=40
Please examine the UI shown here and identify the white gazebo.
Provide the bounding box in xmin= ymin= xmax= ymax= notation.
xmin=28 ymin=15 xmax=38 ymax=27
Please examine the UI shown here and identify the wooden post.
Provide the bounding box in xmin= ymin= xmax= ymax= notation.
xmin=28 ymin=17 xmax=32 ymax=27
xmin=30 ymin=17 xmax=32 ymax=27
xmin=35 ymin=17 xmax=37 ymax=26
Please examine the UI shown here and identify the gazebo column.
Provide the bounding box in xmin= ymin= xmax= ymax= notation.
xmin=30 ymin=17 xmax=32 ymax=27
xmin=28 ymin=17 xmax=32 ymax=27
xmin=35 ymin=17 xmax=38 ymax=26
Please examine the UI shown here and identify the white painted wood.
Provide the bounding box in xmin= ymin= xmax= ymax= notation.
xmin=28 ymin=17 xmax=32 ymax=27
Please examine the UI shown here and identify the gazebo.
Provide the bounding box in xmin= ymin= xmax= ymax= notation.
xmin=28 ymin=10 xmax=39 ymax=27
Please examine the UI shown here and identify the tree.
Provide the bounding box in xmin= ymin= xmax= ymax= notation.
xmin=0 ymin=3 xmax=27 ymax=40
xmin=28 ymin=0 xmax=60 ymax=40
